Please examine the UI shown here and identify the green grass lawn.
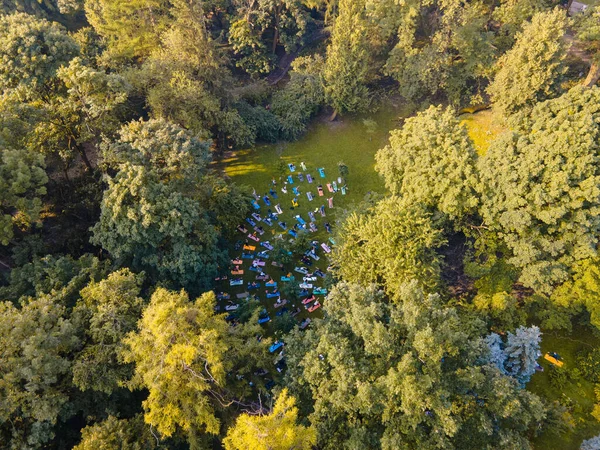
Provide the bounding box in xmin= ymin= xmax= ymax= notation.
xmin=530 ymin=327 xmax=600 ymax=450
xmin=215 ymin=105 xmax=407 ymax=331
xmin=222 ymin=105 xmax=408 ymax=201
xmin=460 ymin=109 xmax=505 ymax=156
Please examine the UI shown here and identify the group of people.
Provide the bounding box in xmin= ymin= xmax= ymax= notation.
xmin=218 ymin=161 xmax=349 ymax=323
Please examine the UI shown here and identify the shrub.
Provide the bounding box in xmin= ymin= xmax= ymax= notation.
xmin=577 ymin=348 xmax=600 ymax=383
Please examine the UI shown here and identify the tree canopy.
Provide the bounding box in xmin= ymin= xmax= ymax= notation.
xmin=223 ymin=388 xmax=316 ymax=450
xmin=0 ymin=145 xmax=48 ymax=245
xmin=92 ymin=118 xmax=246 ymax=290
xmin=285 ymin=281 xmax=548 ymax=449
xmin=487 ymin=8 xmax=568 ymax=116
xmin=0 ymin=12 xmax=79 ymax=97
xmin=123 ymin=287 xmax=271 ymax=443
xmin=478 ymin=86 xmax=600 ymax=295
xmin=2 ymin=0 xmax=599 ymax=448
xmin=331 ymin=196 xmax=445 ymax=295
xmin=375 ymin=105 xmax=479 ymax=221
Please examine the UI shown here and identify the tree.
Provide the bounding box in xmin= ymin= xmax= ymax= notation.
xmin=383 ymin=0 xmax=496 ymax=105
xmin=84 ymin=0 xmax=170 ymax=63
xmin=123 ymin=288 xmax=228 ymax=439
xmin=235 ymin=101 xmax=282 ymax=143
xmin=136 ymin=0 xmax=255 ymax=149
xmin=485 ymin=326 xmax=542 ymax=386
xmin=229 ymin=0 xmax=309 ymax=76
xmin=323 ymin=0 xmax=371 ymax=114
xmin=487 ymin=8 xmax=568 ymax=116
xmin=472 ymin=291 xmax=526 ymax=331
xmin=0 ymin=145 xmax=48 ymax=245
xmin=72 ymin=269 xmax=144 ymax=393
xmin=375 ymin=105 xmax=478 ymax=221
xmin=272 ymin=311 xmax=297 ymax=334
xmin=0 ymin=0 xmax=84 ymax=18
xmin=581 ymin=434 xmax=600 ymax=450
xmin=271 ymin=55 xmax=325 ymax=140
xmin=504 ymin=326 xmax=542 ymax=387
xmin=492 ymin=0 xmax=551 ymax=49
xmin=573 ymin=6 xmax=600 ymax=87
xmin=0 ymin=15 xmax=128 ymax=172
xmin=0 ymin=91 xmax=42 ymax=149
xmin=0 ymin=12 xmax=79 ymax=98
xmin=73 ymin=415 xmax=158 ymax=450
xmin=284 ymin=281 xmax=548 ymax=449
xmin=229 ymin=17 xmax=273 ymax=76
xmin=332 ymin=196 xmax=445 ymax=295
xmin=33 ymin=57 xmax=129 ymax=170
xmin=478 ymin=86 xmax=600 ymax=295
xmin=92 ymin=119 xmax=244 ymax=290
xmin=552 ymin=258 xmax=600 ymax=331
xmin=0 ymin=253 xmax=110 ymax=303
xmin=123 ymin=288 xmax=271 ymax=442
xmin=223 ymin=388 xmax=316 ymax=450
xmin=0 ymin=295 xmax=78 ymax=448
xmin=485 ymin=333 xmax=508 ymax=374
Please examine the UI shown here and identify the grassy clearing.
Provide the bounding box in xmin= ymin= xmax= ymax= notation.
xmin=530 ymin=327 xmax=600 ymax=450
xmin=460 ymin=109 xmax=505 ymax=155
xmin=222 ymin=105 xmax=408 ymax=200
xmin=215 ymin=105 xmax=406 ymax=330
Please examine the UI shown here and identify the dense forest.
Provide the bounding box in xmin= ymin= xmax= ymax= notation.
xmin=3 ymin=0 xmax=600 ymax=449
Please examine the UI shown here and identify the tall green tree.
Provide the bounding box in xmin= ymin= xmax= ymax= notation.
xmin=323 ymin=0 xmax=371 ymax=114
xmin=138 ymin=0 xmax=254 ymax=146
xmin=1 ymin=0 xmax=84 ymax=18
xmin=123 ymin=289 xmax=229 ymax=440
xmin=0 ymin=253 xmax=110 ymax=303
xmin=223 ymin=388 xmax=316 ymax=450
xmin=0 ymin=14 xmax=127 ymax=172
xmin=123 ymin=288 xmax=270 ymax=443
xmin=73 ymin=414 xmax=158 ymax=450
xmin=0 ymin=12 xmax=79 ymax=98
xmin=0 ymin=145 xmax=48 ymax=245
xmin=331 ymin=196 xmax=445 ymax=296
xmin=0 ymin=295 xmax=78 ymax=448
xmin=285 ymin=281 xmax=548 ymax=449
xmin=573 ymin=5 xmax=600 ymax=87
xmin=92 ymin=118 xmax=247 ymax=290
xmin=72 ymin=269 xmax=145 ymax=393
xmin=34 ymin=57 xmax=129 ymax=170
xmin=229 ymin=0 xmax=309 ymax=76
xmin=382 ymin=0 xmax=496 ymax=105
xmin=84 ymin=0 xmax=170 ymax=63
xmin=551 ymin=258 xmax=600 ymax=331
xmin=375 ymin=105 xmax=479 ymax=221
xmin=271 ymin=55 xmax=325 ymax=140
xmin=487 ymin=8 xmax=568 ymax=116
xmin=478 ymin=86 xmax=600 ymax=295
xmin=492 ymin=0 xmax=552 ymax=49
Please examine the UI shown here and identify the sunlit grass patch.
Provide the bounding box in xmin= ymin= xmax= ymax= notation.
xmin=460 ymin=109 xmax=506 ymax=156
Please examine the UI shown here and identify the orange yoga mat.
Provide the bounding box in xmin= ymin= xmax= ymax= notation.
xmin=544 ymin=353 xmax=564 ymax=367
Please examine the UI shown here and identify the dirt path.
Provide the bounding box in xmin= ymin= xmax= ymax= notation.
xmin=565 ymin=31 xmax=591 ymax=64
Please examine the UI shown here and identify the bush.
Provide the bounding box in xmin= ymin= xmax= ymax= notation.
xmin=577 ymin=348 xmax=600 ymax=383
xmin=549 ymin=365 xmax=569 ymax=389
xmin=236 ymin=101 xmax=282 ymax=143
xmin=271 ymin=56 xmax=324 ymax=140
